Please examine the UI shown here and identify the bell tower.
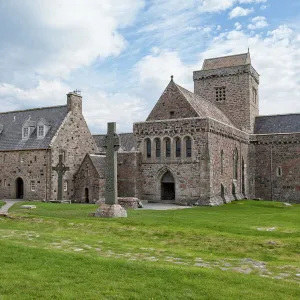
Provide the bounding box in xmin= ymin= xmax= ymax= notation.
xmin=193 ymin=52 xmax=259 ymax=133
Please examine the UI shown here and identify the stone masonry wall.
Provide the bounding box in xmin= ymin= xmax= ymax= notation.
xmin=118 ymin=152 xmax=142 ymax=199
xmin=194 ymin=65 xmax=259 ymax=133
xmin=251 ymin=133 xmax=300 ymax=203
xmin=50 ymin=93 xmax=98 ymax=201
xmin=0 ymin=149 xmax=50 ymax=200
xmin=134 ymin=118 xmax=210 ymax=205
xmin=73 ymin=156 xmax=105 ymax=203
xmin=146 ymin=81 xmax=198 ymax=121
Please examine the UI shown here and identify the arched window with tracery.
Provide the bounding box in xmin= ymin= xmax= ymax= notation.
xmin=175 ymin=137 xmax=181 ymax=158
xmin=233 ymin=148 xmax=238 ymax=180
xmin=155 ymin=138 xmax=161 ymax=158
xmin=145 ymin=138 xmax=151 ymax=158
xmin=221 ymin=150 xmax=224 ymax=175
xmin=185 ymin=137 xmax=192 ymax=158
xmin=165 ymin=138 xmax=171 ymax=158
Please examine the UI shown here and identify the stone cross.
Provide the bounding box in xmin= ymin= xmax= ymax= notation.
xmin=103 ymin=122 xmax=120 ymax=205
xmin=52 ymin=151 xmax=69 ymax=201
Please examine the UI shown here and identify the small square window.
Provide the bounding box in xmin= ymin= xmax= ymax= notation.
xmin=31 ymin=181 xmax=36 ymax=191
xmin=215 ymin=87 xmax=226 ymax=102
xmin=23 ymin=127 xmax=29 ymax=138
xmin=38 ymin=125 xmax=44 ymax=137
xmin=64 ymin=181 xmax=68 ymax=192
xmin=170 ymin=111 xmax=175 ymax=119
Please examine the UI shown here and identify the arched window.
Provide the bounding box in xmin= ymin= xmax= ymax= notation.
xmin=146 ymin=139 xmax=151 ymax=158
xmin=175 ymin=137 xmax=181 ymax=158
xmin=155 ymin=138 xmax=161 ymax=158
xmin=276 ymin=166 xmax=282 ymax=177
xmin=165 ymin=138 xmax=171 ymax=158
xmin=233 ymin=148 xmax=238 ymax=180
xmin=221 ymin=150 xmax=224 ymax=175
xmin=185 ymin=137 xmax=192 ymax=158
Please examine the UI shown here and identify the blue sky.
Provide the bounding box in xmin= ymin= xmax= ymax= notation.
xmin=0 ymin=0 xmax=299 ymax=133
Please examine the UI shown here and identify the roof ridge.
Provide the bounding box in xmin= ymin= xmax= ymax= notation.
xmin=204 ymin=52 xmax=248 ymax=61
xmin=257 ymin=113 xmax=300 ymax=117
xmin=0 ymin=105 xmax=67 ymax=115
xmin=175 ymin=83 xmax=235 ymax=127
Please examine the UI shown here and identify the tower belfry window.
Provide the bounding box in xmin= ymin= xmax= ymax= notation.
xmin=215 ymin=87 xmax=226 ymax=102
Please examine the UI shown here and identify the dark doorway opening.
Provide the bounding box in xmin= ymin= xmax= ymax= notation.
xmin=85 ymin=188 xmax=89 ymax=203
xmin=16 ymin=177 xmax=24 ymax=199
xmin=221 ymin=184 xmax=226 ymax=203
xmin=161 ymin=171 xmax=175 ymax=200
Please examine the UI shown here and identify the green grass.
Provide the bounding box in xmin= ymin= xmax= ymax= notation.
xmin=0 ymin=200 xmax=5 ymax=208
xmin=0 ymin=200 xmax=299 ymax=299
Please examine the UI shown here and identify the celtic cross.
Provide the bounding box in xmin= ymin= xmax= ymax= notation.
xmin=103 ymin=122 xmax=120 ymax=205
xmin=52 ymin=151 xmax=69 ymax=201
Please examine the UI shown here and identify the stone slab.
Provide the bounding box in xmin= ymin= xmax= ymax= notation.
xmin=20 ymin=205 xmax=36 ymax=209
xmin=94 ymin=204 xmax=127 ymax=218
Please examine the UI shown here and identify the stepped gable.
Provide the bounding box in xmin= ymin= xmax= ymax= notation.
xmin=89 ymin=154 xmax=106 ymax=176
xmin=254 ymin=114 xmax=300 ymax=134
xmin=0 ymin=105 xmax=68 ymax=151
xmin=202 ymin=52 xmax=251 ymax=70
xmin=93 ymin=133 xmax=134 ymax=152
xmin=175 ymin=83 xmax=235 ymax=127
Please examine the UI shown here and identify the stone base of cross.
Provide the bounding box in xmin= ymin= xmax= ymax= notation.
xmin=94 ymin=122 xmax=127 ymax=218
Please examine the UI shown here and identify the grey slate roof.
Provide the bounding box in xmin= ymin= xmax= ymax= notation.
xmin=93 ymin=133 xmax=135 ymax=152
xmin=0 ymin=105 xmax=68 ymax=151
xmin=254 ymin=114 xmax=300 ymax=134
xmin=89 ymin=154 xmax=105 ymax=177
xmin=202 ymin=53 xmax=251 ymax=70
xmin=175 ymin=83 xmax=235 ymax=127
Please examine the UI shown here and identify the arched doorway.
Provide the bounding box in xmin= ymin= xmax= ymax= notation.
xmin=161 ymin=171 xmax=175 ymax=200
xmin=85 ymin=188 xmax=89 ymax=203
xmin=16 ymin=177 xmax=24 ymax=199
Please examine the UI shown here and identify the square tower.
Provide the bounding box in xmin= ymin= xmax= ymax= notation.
xmin=193 ymin=52 xmax=259 ymax=133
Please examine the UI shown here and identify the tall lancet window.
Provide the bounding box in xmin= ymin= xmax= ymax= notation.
xmin=175 ymin=138 xmax=181 ymax=158
xmin=155 ymin=138 xmax=161 ymax=158
xmin=165 ymin=138 xmax=171 ymax=158
xmin=221 ymin=150 xmax=224 ymax=175
xmin=186 ymin=137 xmax=192 ymax=158
xmin=233 ymin=148 xmax=238 ymax=180
xmin=146 ymin=139 xmax=151 ymax=158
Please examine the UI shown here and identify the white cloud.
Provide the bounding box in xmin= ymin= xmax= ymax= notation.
xmin=229 ymin=6 xmax=254 ymax=19
xmin=0 ymin=0 xmax=144 ymax=79
xmin=235 ymin=22 xmax=243 ymax=30
xmin=199 ymin=0 xmax=266 ymax=13
xmin=248 ymin=16 xmax=268 ymax=30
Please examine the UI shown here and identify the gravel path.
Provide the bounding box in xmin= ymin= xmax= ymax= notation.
xmin=0 ymin=200 xmax=20 ymax=213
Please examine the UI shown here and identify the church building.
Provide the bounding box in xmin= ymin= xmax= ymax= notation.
xmin=1 ymin=52 xmax=300 ymax=204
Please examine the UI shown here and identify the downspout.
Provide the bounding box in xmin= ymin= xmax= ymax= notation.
xmin=270 ymin=143 xmax=273 ymax=201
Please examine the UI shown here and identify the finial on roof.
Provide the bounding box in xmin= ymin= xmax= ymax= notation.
xmin=248 ymin=47 xmax=250 ymax=53
xmin=170 ymin=75 xmax=174 ymax=81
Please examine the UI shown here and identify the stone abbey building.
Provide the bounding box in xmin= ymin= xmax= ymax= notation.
xmin=1 ymin=52 xmax=300 ymax=205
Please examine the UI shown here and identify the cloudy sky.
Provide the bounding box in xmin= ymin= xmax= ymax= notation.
xmin=0 ymin=0 xmax=299 ymax=133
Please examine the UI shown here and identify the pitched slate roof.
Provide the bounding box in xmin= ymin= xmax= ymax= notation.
xmin=175 ymin=83 xmax=235 ymax=126
xmin=254 ymin=114 xmax=300 ymax=134
xmin=89 ymin=154 xmax=105 ymax=177
xmin=202 ymin=53 xmax=251 ymax=70
xmin=93 ymin=133 xmax=135 ymax=152
xmin=0 ymin=105 xmax=68 ymax=151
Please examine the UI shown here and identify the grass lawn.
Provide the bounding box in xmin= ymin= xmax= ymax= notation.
xmin=0 ymin=200 xmax=299 ymax=299
xmin=0 ymin=200 xmax=5 ymax=208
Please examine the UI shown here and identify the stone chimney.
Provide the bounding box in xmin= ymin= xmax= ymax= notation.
xmin=67 ymin=91 xmax=82 ymax=113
